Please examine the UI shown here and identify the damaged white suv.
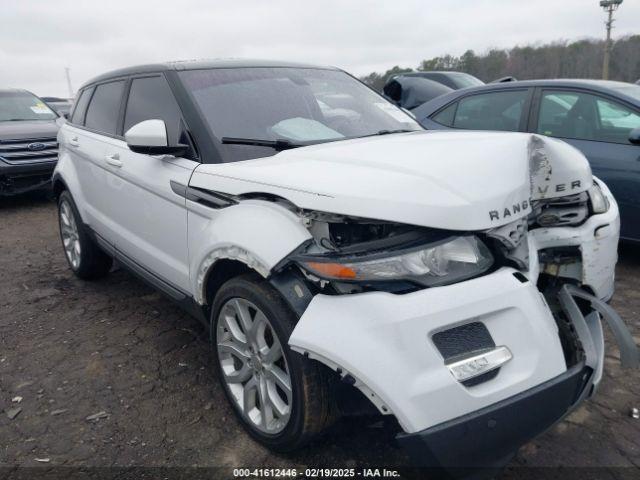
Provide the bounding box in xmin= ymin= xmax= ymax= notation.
xmin=53 ymin=60 xmax=638 ymax=473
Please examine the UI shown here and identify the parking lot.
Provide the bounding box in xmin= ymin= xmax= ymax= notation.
xmin=1 ymin=194 xmax=639 ymax=477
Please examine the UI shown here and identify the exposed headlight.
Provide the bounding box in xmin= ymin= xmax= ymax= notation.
xmin=588 ymin=182 xmax=609 ymax=214
xmin=298 ymin=236 xmax=493 ymax=287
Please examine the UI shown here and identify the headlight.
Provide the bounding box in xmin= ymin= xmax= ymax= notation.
xmin=298 ymin=236 xmax=493 ymax=287
xmin=588 ymin=182 xmax=609 ymax=214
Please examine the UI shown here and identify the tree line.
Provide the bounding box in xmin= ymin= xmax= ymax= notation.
xmin=361 ymin=35 xmax=640 ymax=91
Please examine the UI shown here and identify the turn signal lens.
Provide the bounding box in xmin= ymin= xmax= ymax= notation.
xmin=303 ymin=262 xmax=357 ymax=279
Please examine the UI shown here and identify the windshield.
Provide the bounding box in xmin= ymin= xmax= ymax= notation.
xmin=0 ymin=91 xmax=57 ymax=121
xmin=449 ymin=72 xmax=485 ymax=89
xmin=179 ymin=67 xmax=421 ymax=154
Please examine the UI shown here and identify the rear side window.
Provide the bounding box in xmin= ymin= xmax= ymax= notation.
xmin=84 ymin=81 xmax=125 ymax=135
xmin=124 ymin=76 xmax=183 ymax=144
xmin=70 ymin=87 xmax=93 ymax=125
xmin=432 ymin=103 xmax=456 ymax=127
xmin=434 ymin=90 xmax=528 ymax=131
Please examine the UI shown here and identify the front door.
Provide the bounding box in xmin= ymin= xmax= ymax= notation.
xmin=100 ymin=74 xmax=199 ymax=292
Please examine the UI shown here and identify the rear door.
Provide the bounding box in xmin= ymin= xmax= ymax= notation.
xmin=65 ymin=80 xmax=127 ymax=243
xmin=100 ymin=74 xmax=198 ymax=292
xmin=529 ymin=88 xmax=640 ymax=240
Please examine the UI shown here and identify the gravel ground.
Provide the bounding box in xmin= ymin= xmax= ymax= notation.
xmin=1 ymin=194 xmax=639 ymax=478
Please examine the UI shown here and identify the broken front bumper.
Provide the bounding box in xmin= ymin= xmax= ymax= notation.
xmin=288 ymin=268 xmax=638 ymax=471
xmin=397 ymin=362 xmax=592 ymax=472
xmin=529 ymin=178 xmax=620 ymax=302
xmin=396 ymin=284 xmax=638 ymax=472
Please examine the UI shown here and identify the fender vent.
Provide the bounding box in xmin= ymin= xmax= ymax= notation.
xmin=432 ymin=322 xmax=500 ymax=387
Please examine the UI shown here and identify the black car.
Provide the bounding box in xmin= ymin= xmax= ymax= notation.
xmin=0 ymin=89 xmax=60 ymax=196
xmin=398 ymin=71 xmax=485 ymax=90
xmin=415 ymin=79 xmax=640 ymax=242
xmin=383 ymin=76 xmax=453 ymax=110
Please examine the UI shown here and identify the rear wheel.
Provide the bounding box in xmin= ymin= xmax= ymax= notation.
xmin=211 ymin=273 xmax=334 ymax=450
xmin=58 ymin=190 xmax=112 ymax=279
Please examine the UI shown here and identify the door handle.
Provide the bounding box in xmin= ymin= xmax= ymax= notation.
xmin=105 ymin=153 xmax=122 ymax=167
xmin=69 ymin=137 xmax=79 ymax=147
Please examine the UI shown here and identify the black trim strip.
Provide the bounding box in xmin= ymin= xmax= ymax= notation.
xmin=169 ymin=180 xmax=188 ymax=198
xmin=170 ymin=180 xmax=235 ymax=209
xmin=185 ymin=185 xmax=237 ymax=209
xmin=115 ymin=249 xmax=186 ymax=301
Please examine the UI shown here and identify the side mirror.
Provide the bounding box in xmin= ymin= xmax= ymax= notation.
xmin=629 ymin=127 xmax=640 ymax=146
xmin=125 ymin=119 xmax=188 ymax=156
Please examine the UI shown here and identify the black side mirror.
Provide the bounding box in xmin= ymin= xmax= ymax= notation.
xmin=630 ymin=128 xmax=640 ymax=145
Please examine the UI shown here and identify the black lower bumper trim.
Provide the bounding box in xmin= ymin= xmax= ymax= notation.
xmin=397 ymin=364 xmax=591 ymax=477
xmin=0 ymin=161 xmax=56 ymax=195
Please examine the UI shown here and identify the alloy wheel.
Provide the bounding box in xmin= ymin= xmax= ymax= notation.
xmin=216 ymin=298 xmax=293 ymax=434
xmin=59 ymin=199 xmax=81 ymax=269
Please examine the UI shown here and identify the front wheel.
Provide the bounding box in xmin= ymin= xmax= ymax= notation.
xmin=58 ymin=190 xmax=112 ymax=279
xmin=211 ymin=273 xmax=334 ymax=451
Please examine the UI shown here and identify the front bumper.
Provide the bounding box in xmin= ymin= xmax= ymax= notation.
xmin=397 ymin=363 xmax=592 ymax=473
xmin=289 ymin=267 xmax=569 ymax=433
xmin=396 ymin=284 xmax=637 ymax=473
xmin=288 ymin=268 xmax=638 ymax=473
xmin=0 ymin=159 xmax=56 ymax=195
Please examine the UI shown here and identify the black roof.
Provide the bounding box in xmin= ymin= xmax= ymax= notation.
xmin=80 ymin=59 xmax=339 ymax=89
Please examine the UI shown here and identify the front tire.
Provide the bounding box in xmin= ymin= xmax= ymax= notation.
xmin=58 ymin=190 xmax=112 ymax=279
xmin=211 ymin=273 xmax=334 ymax=451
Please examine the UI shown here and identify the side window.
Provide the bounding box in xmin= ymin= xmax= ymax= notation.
xmin=432 ymin=102 xmax=456 ymax=127
xmin=595 ymin=97 xmax=640 ymax=144
xmin=537 ymin=91 xmax=593 ymax=140
xmin=84 ymin=80 xmax=125 ymax=135
xmin=450 ymin=90 xmax=527 ymax=131
xmin=124 ymin=76 xmax=183 ymax=144
xmin=70 ymin=87 xmax=93 ymax=125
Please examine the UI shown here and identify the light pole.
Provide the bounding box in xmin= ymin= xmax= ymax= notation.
xmin=65 ymin=67 xmax=74 ymax=99
xmin=600 ymin=0 xmax=623 ymax=80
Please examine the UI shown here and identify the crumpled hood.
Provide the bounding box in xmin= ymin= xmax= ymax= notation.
xmin=191 ymin=131 xmax=592 ymax=231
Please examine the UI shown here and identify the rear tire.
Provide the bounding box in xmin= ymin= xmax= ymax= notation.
xmin=57 ymin=190 xmax=112 ymax=279
xmin=211 ymin=273 xmax=334 ymax=451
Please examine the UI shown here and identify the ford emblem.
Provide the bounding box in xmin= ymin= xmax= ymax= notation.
xmin=28 ymin=142 xmax=46 ymax=151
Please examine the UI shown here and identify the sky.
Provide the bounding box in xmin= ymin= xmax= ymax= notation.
xmin=1 ymin=0 xmax=639 ymax=98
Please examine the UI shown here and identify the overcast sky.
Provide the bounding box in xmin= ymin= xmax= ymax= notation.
xmin=1 ymin=0 xmax=638 ymax=97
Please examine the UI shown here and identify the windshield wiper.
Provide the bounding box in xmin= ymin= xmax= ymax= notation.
xmin=221 ymin=137 xmax=304 ymax=151
xmin=349 ymin=129 xmax=418 ymax=140
xmin=374 ymin=129 xmax=417 ymax=136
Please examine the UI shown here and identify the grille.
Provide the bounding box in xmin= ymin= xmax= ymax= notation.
xmin=0 ymin=137 xmax=58 ymax=164
xmin=432 ymin=322 xmax=500 ymax=387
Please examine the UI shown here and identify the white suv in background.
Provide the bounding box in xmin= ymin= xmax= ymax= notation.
xmin=53 ymin=60 xmax=638 ymax=476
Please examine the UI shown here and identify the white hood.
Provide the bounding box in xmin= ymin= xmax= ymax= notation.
xmin=190 ymin=131 xmax=592 ymax=231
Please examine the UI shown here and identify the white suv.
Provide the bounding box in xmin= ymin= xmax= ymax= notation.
xmin=53 ymin=60 xmax=637 ymax=474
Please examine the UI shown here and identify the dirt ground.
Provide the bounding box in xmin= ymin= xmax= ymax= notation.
xmin=1 ymin=194 xmax=639 ymax=479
